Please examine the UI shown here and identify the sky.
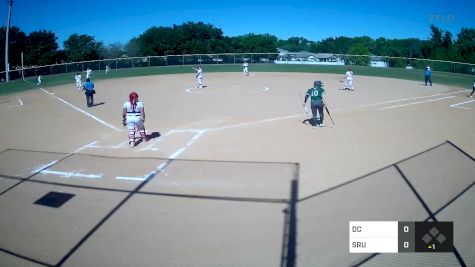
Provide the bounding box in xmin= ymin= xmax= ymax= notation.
xmin=1 ymin=0 xmax=474 ymax=47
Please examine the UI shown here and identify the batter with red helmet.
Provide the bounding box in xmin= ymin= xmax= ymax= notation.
xmin=122 ymin=92 xmax=148 ymax=147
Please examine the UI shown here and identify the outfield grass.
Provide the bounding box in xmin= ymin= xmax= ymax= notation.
xmin=1 ymin=64 xmax=473 ymax=96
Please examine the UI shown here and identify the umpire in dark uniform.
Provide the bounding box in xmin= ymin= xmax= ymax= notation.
xmin=304 ymin=80 xmax=326 ymax=128
xmin=83 ymin=78 xmax=95 ymax=107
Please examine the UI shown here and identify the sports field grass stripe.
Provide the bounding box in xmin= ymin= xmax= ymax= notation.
xmin=1 ymin=64 xmax=473 ymax=96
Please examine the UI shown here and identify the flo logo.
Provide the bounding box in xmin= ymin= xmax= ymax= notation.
xmin=429 ymin=14 xmax=454 ymax=23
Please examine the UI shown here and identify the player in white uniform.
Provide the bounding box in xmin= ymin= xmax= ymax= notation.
xmin=192 ymin=66 xmax=204 ymax=88
xmin=85 ymin=68 xmax=92 ymax=79
xmin=344 ymin=68 xmax=354 ymax=90
xmin=36 ymin=75 xmax=42 ymax=87
xmin=105 ymin=65 xmax=110 ymax=75
xmin=242 ymin=61 xmax=249 ymax=76
xmin=75 ymin=73 xmax=82 ymax=91
xmin=122 ymin=92 xmax=147 ymax=147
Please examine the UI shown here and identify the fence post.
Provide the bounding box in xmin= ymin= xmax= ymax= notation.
xmin=166 ymin=56 xmax=168 ymax=66
xmin=233 ymin=55 xmax=236 ymax=64
xmin=50 ymin=66 xmax=53 ymax=75
xmin=182 ymin=55 xmax=184 ymax=66
xmin=148 ymin=57 xmax=151 ymax=67
xmin=65 ymin=63 xmax=68 ymax=73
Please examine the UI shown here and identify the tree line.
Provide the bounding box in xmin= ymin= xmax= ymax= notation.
xmin=1 ymin=21 xmax=474 ymax=72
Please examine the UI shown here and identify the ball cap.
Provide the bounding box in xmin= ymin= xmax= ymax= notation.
xmin=314 ymin=80 xmax=323 ymax=87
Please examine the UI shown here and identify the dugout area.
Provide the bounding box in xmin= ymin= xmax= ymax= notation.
xmin=0 ymin=72 xmax=474 ymax=266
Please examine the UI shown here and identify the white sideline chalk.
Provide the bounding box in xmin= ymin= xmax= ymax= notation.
xmin=31 ymin=160 xmax=59 ymax=174
xmin=40 ymin=170 xmax=102 ymax=179
xmin=379 ymin=96 xmax=455 ymax=110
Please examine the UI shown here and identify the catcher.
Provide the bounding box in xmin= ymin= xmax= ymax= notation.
xmin=122 ymin=91 xmax=148 ymax=147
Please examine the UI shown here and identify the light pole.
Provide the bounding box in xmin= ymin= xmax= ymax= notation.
xmin=4 ymin=0 xmax=14 ymax=82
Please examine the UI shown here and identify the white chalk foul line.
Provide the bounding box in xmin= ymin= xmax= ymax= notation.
xmin=250 ymin=86 xmax=270 ymax=93
xmin=74 ymin=141 xmax=99 ymax=153
xmin=115 ymin=168 xmax=164 ymax=181
xmin=40 ymin=88 xmax=54 ymax=95
xmin=379 ymin=96 xmax=455 ymax=110
xmin=185 ymin=87 xmax=205 ymax=94
xmin=86 ymin=141 xmax=129 ymax=150
xmin=140 ymin=128 xmax=206 ymax=151
xmin=40 ymin=170 xmax=102 ymax=179
xmin=52 ymin=96 xmax=122 ymax=131
xmin=8 ymin=99 xmax=23 ymax=108
xmin=31 ymin=160 xmax=60 ymax=174
xmin=450 ymin=99 xmax=475 ymax=109
xmin=33 ymin=82 xmax=121 ymax=132
xmin=210 ymin=114 xmax=301 ymax=132
xmin=169 ymin=130 xmax=207 ymax=159
xmin=356 ymin=90 xmax=469 ymax=109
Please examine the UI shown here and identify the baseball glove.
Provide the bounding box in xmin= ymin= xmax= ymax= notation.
xmin=122 ymin=118 xmax=126 ymax=127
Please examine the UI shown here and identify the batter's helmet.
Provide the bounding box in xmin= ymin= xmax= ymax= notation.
xmin=129 ymin=91 xmax=139 ymax=103
xmin=314 ymin=80 xmax=323 ymax=87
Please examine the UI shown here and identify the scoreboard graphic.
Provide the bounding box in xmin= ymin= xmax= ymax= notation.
xmin=349 ymin=221 xmax=453 ymax=253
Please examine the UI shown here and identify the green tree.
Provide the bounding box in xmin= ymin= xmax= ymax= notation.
xmin=422 ymin=24 xmax=445 ymax=60
xmin=64 ymin=34 xmax=104 ymax=61
xmin=138 ymin=26 xmax=178 ymax=55
xmin=347 ymin=43 xmax=370 ymax=65
xmin=278 ymin=37 xmax=312 ymax=52
xmin=231 ymin=34 xmax=278 ymax=53
xmin=104 ymin=42 xmax=125 ymax=59
xmin=136 ymin=22 xmax=227 ymax=56
xmin=24 ymin=30 xmax=59 ymax=66
xmin=0 ymin=26 xmax=27 ymax=71
xmin=456 ymin=28 xmax=475 ymax=63
xmin=125 ymin=38 xmax=142 ymax=57
xmin=313 ymin=37 xmax=353 ymax=54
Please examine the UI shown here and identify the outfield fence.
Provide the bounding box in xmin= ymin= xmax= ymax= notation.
xmin=1 ymin=52 xmax=474 ymax=81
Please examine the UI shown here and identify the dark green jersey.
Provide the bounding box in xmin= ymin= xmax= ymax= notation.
xmin=306 ymin=86 xmax=325 ymax=101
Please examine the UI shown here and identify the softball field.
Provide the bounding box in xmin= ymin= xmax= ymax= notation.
xmin=0 ymin=72 xmax=474 ymax=266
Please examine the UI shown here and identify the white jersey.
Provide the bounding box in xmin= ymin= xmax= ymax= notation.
xmin=196 ymin=68 xmax=203 ymax=79
xmin=38 ymin=76 xmax=42 ymax=82
xmin=243 ymin=62 xmax=248 ymax=67
xmin=86 ymin=69 xmax=92 ymax=78
xmin=345 ymin=70 xmax=353 ymax=80
xmin=123 ymin=101 xmax=144 ymax=115
xmin=75 ymin=74 xmax=82 ymax=83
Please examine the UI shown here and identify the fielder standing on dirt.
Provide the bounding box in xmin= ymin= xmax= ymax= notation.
xmin=192 ymin=66 xmax=204 ymax=88
xmin=122 ymin=92 xmax=148 ymax=147
xmin=344 ymin=68 xmax=354 ymax=90
xmin=243 ymin=61 xmax=249 ymax=76
xmin=75 ymin=73 xmax=82 ymax=91
xmin=304 ymin=80 xmax=327 ymax=128
xmin=85 ymin=67 xmax=93 ymax=80
xmin=424 ymin=66 xmax=432 ymax=86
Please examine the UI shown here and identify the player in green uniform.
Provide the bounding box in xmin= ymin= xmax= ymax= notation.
xmin=304 ymin=80 xmax=326 ymax=128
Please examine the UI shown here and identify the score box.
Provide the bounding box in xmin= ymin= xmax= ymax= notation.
xmin=350 ymin=221 xmax=453 ymax=253
xmin=349 ymin=221 xmax=398 ymax=253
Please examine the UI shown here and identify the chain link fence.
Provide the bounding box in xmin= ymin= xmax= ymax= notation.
xmin=1 ymin=53 xmax=474 ymax=81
